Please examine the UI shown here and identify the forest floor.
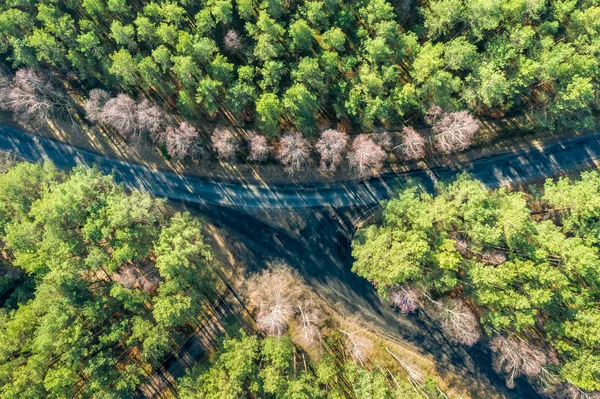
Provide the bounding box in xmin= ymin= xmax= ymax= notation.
xmin=1 ymin=111 xmax=589 ymax=185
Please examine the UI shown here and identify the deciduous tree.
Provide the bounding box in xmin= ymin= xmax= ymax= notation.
xmin=160 ymin=122 xmax=199 ymax=159
xmin=276 ymin=131 xmax=310 ymax=174
xmin=347 ymin=134 xmax=386 ymax=177
xmin=315 ymin=129 xmax=348 ymax=173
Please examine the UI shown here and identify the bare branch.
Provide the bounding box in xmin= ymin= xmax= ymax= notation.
xmin=296 ymin=301 xmax=323 ymax=347
xmin=100 ymin=93 xmax=139 ymax=138
xmin=224 ymin=30 xmax=242 ymax=50
xmin=0 ymin=68 xmax=73 ymax=122
xmin=432 ymin=110 xmax=480 ymax=154
xmin=315 ymin=129 xmax=348 ymax=173
xmin=427 ymin=297 xmax=481 ymax=346
xmin=389 ymin=286 xmax=420 ymax=314
xmin=347 ymin=134 xmax=386 ymax=177
xmin=247 ymin=131 xmax=271 ymax=162
xmin=399 ymin=126 xmax=426 ymax=160
xmin=211 ymin=127 xmax=239 ymax=161
xmin=137 ymin=99 xmax=167 ymax=138
xmin=247 ymin=265 xmax=302 ymax=336
xmin=276 ymin=131 xmax=310 ymax=174
xmin=491 ymin=334 xmax=549 ymax=389
xmin=339 ymin=328 xmax=373 ymax=366
xmin=84 ymin=89 xmax=110 ymax=123
xmin=159 ymin=122 xmax=199 ymax=159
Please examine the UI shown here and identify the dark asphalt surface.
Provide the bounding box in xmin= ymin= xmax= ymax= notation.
xmin=2 ymin=124 xmax=600 ymax=209
xmin=3 ymin=124 xmax=593 ymax=398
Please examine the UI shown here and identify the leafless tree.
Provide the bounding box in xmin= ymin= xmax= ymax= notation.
xmin=247 ymin=131 xmax=271 ymax=162
xmin=100 ymin=93 xmax=140 ymax=138
xmin=247 ymin=266 xmax=301 ymax=336
xmin=160 ymin=122 xmax=199 ymax=159
xmin=84 ymin=89 xmax=110 ymax=123
xmin=0 ymin=68 xmax=73 ymax=122
xmin=296 ymin=301 xmax=323 ymax=347
xmin=432 ymin=110 xmax=480 ymax=154
xmin=389 ymin=286 xmax=420 ymax=314
xmin=315 ymin=129 xmax=348 ymax=173
xmin=224 ymin=29 xmax=241 ymax=50
xmin=490 ymin=335 xmax=549 ymax=389
xmin=347 ymin=134 xmax=386 ymax=177
xmin=544 ymin=381 xmax=600 ymax=399
xmin=374 ymin=131 xmax=394 ymax=151
xmin=428 ymin=297 xmax=481 ymax=346
xmin=276 ymin=131 xmax=310 ymax=174
xmin=137 ymin=99 xmax=166 ymax=138
xmin=399 ymin=126 xmax=426 ymax=160
xmin=339 ymin=327 xmax=374 ymax=366
xmin=211 ymin=127 xmax=239 ymax=161
xmin=481 ymin=250 xmax=507 ymax=266
xmin=386 ymin=347 xmax=426 ymax=385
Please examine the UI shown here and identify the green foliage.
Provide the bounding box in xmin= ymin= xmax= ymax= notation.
xmin=352 ymin=172 xmax=600 ymax=391
xmin=1 ymin=0 xmax=598 ymax=134
xmin=0 ymin=162 xmax=218 ymax=398
xmin=178 ymin=332 xmax=419 ymax=399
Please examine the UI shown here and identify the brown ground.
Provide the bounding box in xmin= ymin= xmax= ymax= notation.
xmin=4 ymin=111 xmax=589 ymax=186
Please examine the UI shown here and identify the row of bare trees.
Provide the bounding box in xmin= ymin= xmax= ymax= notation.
xmin=399 ymin=105 xmax=481 ymax=160
xmin=81 ymin=87 xmax=480 ymax=175
xmin=85 ymin=91 xmax=199 ymax=159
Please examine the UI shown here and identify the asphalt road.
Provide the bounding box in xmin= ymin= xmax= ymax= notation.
xmin=2 ymin=124 xmax=600 ymax=209
xmin=3 ymin=124 xmax=595 ymax=398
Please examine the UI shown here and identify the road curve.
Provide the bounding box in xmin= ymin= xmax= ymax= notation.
xmin=2 ymin=124 xmax=600 ymax=209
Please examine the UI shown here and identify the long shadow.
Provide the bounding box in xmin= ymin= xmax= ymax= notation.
xmin=182 ymin=200 xmax=543 ymax=399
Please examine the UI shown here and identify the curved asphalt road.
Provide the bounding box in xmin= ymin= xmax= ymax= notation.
xmin=2 ymin=124 xmax=596 ymax=398
xmin=2 ymin=124 xmax=600 ymax=209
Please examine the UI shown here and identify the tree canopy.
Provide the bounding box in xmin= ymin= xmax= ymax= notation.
xmin=352 ymin=172 xmax=600 ymax=393
xmin=0 ymin=162 xmax=218 ymax=399
xmin=1 ymin=0 xmax=598 ymax=134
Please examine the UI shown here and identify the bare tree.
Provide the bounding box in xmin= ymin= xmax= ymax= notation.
xmin=374 ymin=131 xmax=394 ymax=151
xmin=0 ymin=68 xmax=73 ymax=122
xmin=211 ymin=127 xmax=239 ymax=161
xmin=84 ymin=89 xmax=110 ymax=123
xmin=339 ymin=327 xmax=374 ymax=366
xmin=347 ymin=134 xmax=386 ymax=177
xmin=137 ymin=99 xmax=166 ymax=137
xmin=160 ymin=122 xmax=199 ymax=159
xmin=247 ymin=266 xmax=301 ymax=336
xmin=432 ymin=110 xmax=480 ymax=154
xmin=428 ymin=297 xmax=481 ymax=346
xmin=399 ymin=126 xmax=426 ymax=160
xmin=224 ymin=30 xmax=241 ymax=50
xmin=296 ymin=301 xmax=323 ymax=347
xmin=490 ymin=335 xmax=549 ymax=389
xmin=100 ymin=93 xmax=139 ymax=138
xmin=315 ymin=129 xmax=349 ymax=173
xmin=247 ymin=131 xmax=271 ymax=162
xmin=389 ymin=286 xmax=420 ymax=314
xmin=276 ymin=131 xmax=310 ymax=174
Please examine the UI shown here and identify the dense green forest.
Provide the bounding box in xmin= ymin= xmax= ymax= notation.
xmin=352 ymin=172 xmax=600 ymax=394
xmin=0 ymin=0 xmax=598 ymax=135
xmin=177 ymin=331 xmax=436 ymax=399
xmin=0 ymin=162 xmax=219 ymax=398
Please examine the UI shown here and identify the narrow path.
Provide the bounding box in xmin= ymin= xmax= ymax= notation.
xmin=1 ymin=124 xmax=599 ymax=209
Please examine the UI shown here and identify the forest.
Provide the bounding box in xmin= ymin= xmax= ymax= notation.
xmin=0 ymin=0 xmax=598 ymax=154
xmin=0 ymin=162 xmax=219 ymax=398
xmin=352 ymin=172 xmax=600 ymax=396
